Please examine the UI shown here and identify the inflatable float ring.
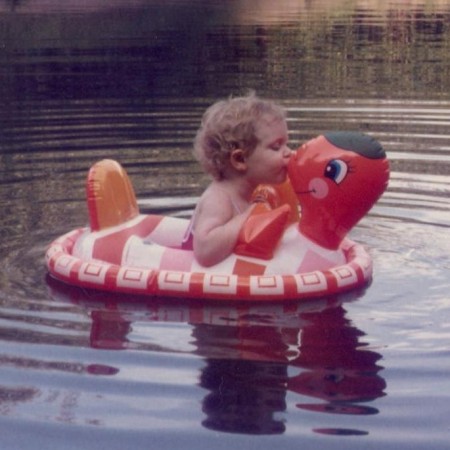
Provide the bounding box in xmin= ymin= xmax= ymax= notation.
xmin=46 ymin=131 xmax=389 ymax=301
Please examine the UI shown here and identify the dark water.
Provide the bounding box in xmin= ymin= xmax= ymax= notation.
xmin=1 ymin=1 xmax=450 ymax=449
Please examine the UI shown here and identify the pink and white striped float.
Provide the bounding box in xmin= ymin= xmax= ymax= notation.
xmin=46 ymin=132 xmax=389 ymax=302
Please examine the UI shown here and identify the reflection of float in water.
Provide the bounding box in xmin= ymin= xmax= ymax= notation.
xmin=48 ymin=276 xmax=386 ymax=436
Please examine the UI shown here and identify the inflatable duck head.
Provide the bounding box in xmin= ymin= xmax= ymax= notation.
xmin=288 ymin=131 xmax=390 ymax=250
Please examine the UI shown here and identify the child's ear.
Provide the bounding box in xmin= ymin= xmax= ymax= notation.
xmin=230 ymin=149 xmax=247 ymax=171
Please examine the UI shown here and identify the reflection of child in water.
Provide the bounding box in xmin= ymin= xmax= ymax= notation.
xmin=187 ymin=93 xmax=292 ymax=267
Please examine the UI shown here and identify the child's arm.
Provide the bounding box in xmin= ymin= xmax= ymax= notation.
xmin=193 ymin=192 xmax=252 ymax=267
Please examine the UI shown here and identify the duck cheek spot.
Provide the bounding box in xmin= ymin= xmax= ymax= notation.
xmin=309 ymin=178 xmax=329 ymax=199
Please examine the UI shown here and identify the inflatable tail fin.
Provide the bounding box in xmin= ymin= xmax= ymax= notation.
xmin=87 ymin=159 xmax=139 ymax=231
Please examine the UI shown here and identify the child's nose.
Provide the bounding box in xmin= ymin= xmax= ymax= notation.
xmin=283 ymin=145 xmax=292 ymax=158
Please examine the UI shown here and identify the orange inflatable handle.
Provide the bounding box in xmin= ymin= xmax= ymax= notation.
xmin=235 ymin=179 xmax=299 ymax=260
xmin=235 ymin=203 xmax=292 ymax=260
xmin=251 ymin=178 xmax=299 ymax=224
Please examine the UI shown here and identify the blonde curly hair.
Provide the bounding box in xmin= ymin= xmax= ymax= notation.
xmin=193 ymin=93 xmax=286 ymax=180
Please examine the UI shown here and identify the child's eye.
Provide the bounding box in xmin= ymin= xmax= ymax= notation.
xmin=270 ymin=140 xmax=286 ymax=151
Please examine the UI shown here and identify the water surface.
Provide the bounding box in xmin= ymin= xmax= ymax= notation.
xmin=1 ymin=1 xmax=450 ymax=449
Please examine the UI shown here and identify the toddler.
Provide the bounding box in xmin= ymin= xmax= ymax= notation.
xmin=187 ymin=93 xmax=292 ymax=267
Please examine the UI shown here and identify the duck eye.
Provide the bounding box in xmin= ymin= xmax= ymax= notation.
xmin=324 ymin=159 xmax=348 ymax=184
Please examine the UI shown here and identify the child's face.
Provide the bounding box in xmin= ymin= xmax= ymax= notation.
xmin=245 ymin=116 xmax=291 ymax=185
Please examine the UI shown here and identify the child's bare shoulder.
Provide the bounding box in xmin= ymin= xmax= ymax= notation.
xmin=195 ymin=185 xmax=235 ymax=227
xmin=198 ymin=185 xmax=232 ymax=213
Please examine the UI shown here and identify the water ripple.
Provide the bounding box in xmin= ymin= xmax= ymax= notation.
xmin=1 ymin=3 xmax=450 ymax=447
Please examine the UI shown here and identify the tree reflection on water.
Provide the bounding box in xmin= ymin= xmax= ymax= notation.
xmin=0 ymin=1 xmax=449 ymax=101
